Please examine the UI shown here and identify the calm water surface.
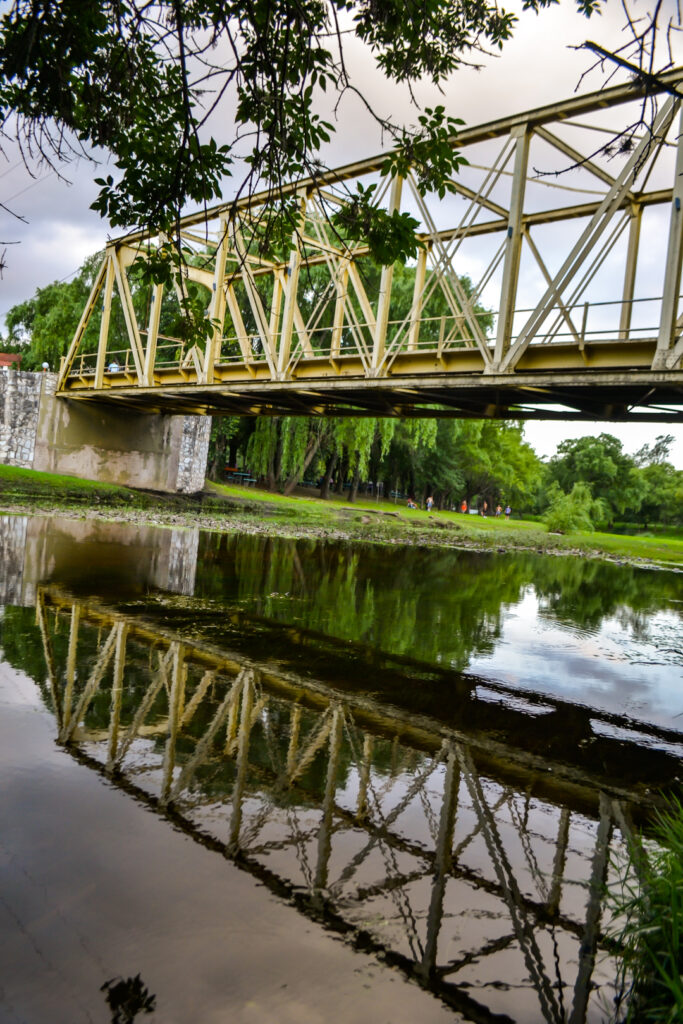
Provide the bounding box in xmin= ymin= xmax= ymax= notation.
xmin=1 ymin=513 xmax=682 ymax=1023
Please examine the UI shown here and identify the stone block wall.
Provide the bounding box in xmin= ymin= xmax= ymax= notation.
xmin=177 ymin=415 xmax=212 ymax=493
xmin=0 ymin=369 xmax=55 ymax=468
xmin=0 ymin=514 xmax=29 ymax=606
xmin=0 ymin=368 xmax=210 ymax=494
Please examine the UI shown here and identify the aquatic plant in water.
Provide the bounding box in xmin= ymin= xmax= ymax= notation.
xmin=611 ymin=796 xmax=683 ymax=1021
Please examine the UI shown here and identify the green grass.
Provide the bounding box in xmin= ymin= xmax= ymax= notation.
xmin=0 ymin=464 xmax=134 ymax=497
xmin=205 ymin=480 xmax=683 ymax=564
xmin=1 ymin=467 xmax=682 ymax=565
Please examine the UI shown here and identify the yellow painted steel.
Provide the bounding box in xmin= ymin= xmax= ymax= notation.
xmin=57 ymin=74 xmax=683 ymax=420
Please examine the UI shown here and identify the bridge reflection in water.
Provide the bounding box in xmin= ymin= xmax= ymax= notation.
xmin=35 ymin=586 xmax=676 ymax=1024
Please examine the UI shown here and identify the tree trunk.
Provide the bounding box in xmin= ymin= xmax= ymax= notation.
xmin=265 ymin=419 xmax=281 ymax=491
xmin=283 ymin=433 xmax=323 ymax=496
xmin=347 ymin=465 xmax=361 ymax=502
xmin=320 ymin=450 xmax=339 ymax=501
xmin=208 ymin=429 xmax=228 ymax=481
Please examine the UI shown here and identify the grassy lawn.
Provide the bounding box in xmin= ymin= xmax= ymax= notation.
xmin=206 ymin=480 xmax=683 ymax=565
xmin=1 ymin=466 xmax=682 ymax=566
xmin=0 ymin=464 xmax=136 ymax=499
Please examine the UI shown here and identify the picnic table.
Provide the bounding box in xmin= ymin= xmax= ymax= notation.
xmin=226 ymin=470 xmax=257 ymax=486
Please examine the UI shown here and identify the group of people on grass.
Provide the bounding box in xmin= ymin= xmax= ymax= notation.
xmin=408 ymin=496 xmax=511 ymax=519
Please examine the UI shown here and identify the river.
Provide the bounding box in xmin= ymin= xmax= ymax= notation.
xmin=1 ymin=513 xmax=682 ymax=1023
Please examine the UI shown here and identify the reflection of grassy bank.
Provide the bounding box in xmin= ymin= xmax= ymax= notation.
xmin=1 ymin=465 xmax=682 ymax=566
xmin=612 ymin=799 xmax=683 ymax=1021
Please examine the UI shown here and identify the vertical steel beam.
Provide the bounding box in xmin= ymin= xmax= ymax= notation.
xmin=314 ymin=703 xmax=343 ymax=891
xmin=330 ymin=262 xmax=349 ymax=361
xmin=277 ymin=193 xmax=307 ymax=377
xmin=619 ymin=203 xmax=642 ymax=340
xmin=160 ymin=643 xmax=185 ymax=805
xmin=371 ymin=175 xmax=403 ymax=373
xmin=493 ymin=124 xmax=530 ymax=370
xmin=95 ymin=255 xmax=115 ymax=388
xmin=421 ymin=744 xmax=459 ymax=976
xmin=225 ymin=684 xmax=240 ymax=754
xmin=356 ymin=733 xmax=373 ymax=821
xmin=143 ymin=283 xmax=163 ymax=386
xmin=547 ymin=806 xmax=571 ymax=917
xmin=569 ymin=794 xmax=613 ymax=1024
xmin=61 ymin=603 xmax=81 ymax=739
xmin=655 ymin=107 xmax=683 ymax=368
xmin=106 ymin=623 xmax=127 ymax=770
xmin=269 ymin=273 xmax=283 ymax=347
xmin=287 ymin=704 xmax=303 ymax=777
xmin=407 ymin=246 xmax=429 ymax=352
xmin=205 ymin=217 xmax=229 ymax=384
xmin=229 ymin=671 xmax=255 ymax=850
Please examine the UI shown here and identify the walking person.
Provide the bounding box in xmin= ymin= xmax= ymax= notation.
xmin=504 ymin=504 xmax=511 ymax=520
xmin=426 ymin=495 xmax=434 ymax=511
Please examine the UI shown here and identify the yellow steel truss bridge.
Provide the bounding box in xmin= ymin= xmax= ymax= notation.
xmin=59 ymin=72 xmax=683 ymax=422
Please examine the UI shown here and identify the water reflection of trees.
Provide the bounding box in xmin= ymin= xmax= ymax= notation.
xmin=194 ymin=534 xmax=682 ymax=666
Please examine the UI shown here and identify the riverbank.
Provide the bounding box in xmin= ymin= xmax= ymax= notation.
xmin=1 ymin=464 xmax=682 ymax=567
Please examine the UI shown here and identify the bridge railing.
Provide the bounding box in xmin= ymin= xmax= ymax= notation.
xmin=64 ymin=294 xmax=668 ymax=385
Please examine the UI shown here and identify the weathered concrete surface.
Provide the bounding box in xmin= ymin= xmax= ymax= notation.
xmin=0 ymin=369 xmax=210 ymax=493
xmin=0 ymin=513 xmax=200 ymax=607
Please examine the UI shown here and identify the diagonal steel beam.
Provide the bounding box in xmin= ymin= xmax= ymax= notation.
xmin=501 ymin=97 xmax=679 ymax=372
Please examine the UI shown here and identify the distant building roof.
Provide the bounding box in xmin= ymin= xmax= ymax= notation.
xmin=0 ymin=353 xmax=22 ymax=367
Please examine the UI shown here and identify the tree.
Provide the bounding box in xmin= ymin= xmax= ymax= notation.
xmin=0 ymin=0 xmax=614 ymax=278
xmin=5 ymin=253 xmax=105 ymax=370
xmin=634 ymin=434 xmax=675 ymax=467
xmin=546 ymin=433 xmax=645 ymax=524
xmin=543 ymin=481 xmax=607 ymax=533
xmin=630 ymin=461 xmax=683 ymax=527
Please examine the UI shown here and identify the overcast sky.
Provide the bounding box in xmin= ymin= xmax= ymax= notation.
xmin=1 ymin=0 xmax=682 ymax=466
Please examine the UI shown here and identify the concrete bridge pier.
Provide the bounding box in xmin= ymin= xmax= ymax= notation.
xmin=1 ymin=369 xmax=211 ymax=493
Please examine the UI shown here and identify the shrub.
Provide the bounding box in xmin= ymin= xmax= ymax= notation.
xmin=542 ymin=481 xmax=606 ymax=533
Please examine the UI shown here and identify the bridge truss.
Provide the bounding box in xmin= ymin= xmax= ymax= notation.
xmin=58 ymin=72 xmax=683 ymax=422
xmin=35 ymin=586 xmax=679 ymax=1023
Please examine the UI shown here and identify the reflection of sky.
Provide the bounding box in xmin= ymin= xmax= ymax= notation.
xmin=467 ymin=590 xmax=683 ymax=730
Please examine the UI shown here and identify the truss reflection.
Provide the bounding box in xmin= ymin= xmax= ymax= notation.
xmin=36 ymin=586 xmax=672 ymax=1024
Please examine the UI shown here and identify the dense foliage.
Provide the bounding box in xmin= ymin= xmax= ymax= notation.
xmin=542 ymin=433 xmax=683 ymax=529
xmin=0 ymin=0 xmax=603 ymax=272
